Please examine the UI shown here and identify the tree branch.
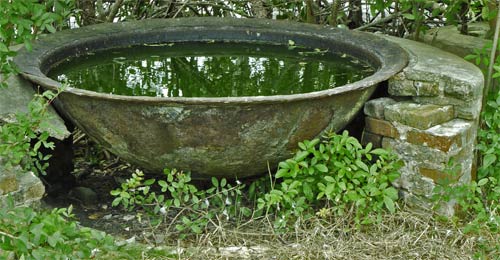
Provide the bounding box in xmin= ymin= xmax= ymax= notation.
xmin=106 ymin=0 xmax=124 ymax=22
xmin=355 ymin=12 xmax=400 ymax=31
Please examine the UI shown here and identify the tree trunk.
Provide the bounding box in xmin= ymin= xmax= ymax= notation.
xmin=77 ymin=0 xmax=96 ymax=26
xmin=459 ymin=0 xmax=469 ymax=35
xmin=347 ymin=0 xmax=363 ymax=28
xmin=329 ymin=0 xmax=343 ymax=27
xmin=250 ymin=0 xmax=268 ymax=18
xmin=107 ymin=0 xmax=124 ymax=22
xmin=487 ymin=0 xmax=498 ymax=39
xmin=306 ymin=0 xmax=317 ymax=24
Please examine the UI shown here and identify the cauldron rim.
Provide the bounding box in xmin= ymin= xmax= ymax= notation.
xmin=14 ymin=17 xmax=408 ymax=105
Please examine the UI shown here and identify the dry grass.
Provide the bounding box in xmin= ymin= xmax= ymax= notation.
xmin=108 ymin=204 xmax=498 ymax=260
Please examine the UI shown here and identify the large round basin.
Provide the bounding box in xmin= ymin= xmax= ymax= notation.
xmin=14 ymin=18 xmax=408 ymax=178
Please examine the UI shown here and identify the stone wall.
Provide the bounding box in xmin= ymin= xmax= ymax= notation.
xmin=361 ymin=36 xmax=484 ymax=213
xmin=0 ymin=160 xmax=46 ymax=207
xmin=422 ymin=23 xmax=489 ymax=60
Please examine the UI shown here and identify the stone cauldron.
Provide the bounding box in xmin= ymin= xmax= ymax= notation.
xmin=14 ymin=18 xmax=407 ymax=178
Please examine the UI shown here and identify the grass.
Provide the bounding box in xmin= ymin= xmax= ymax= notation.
xmin=95 ymin=204 xmax=498 ymax=259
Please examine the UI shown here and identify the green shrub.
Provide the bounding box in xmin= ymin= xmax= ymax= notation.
xmin=258 ymin=130 xmax=402 ymax=228
xmin=111 ymin=130 xmax=403 ymax=236
xmin=0 ymin=0 xmax=74 ymax=87
xmin=0 ymin=90 xmax=60 ymax=176
xmin=0 ymin=198 xmax=117 ymax=259
xmin=111 ymin=168 xmax=251 ymax=237
xmin=430 ymin=90 xmax=500 ymax=259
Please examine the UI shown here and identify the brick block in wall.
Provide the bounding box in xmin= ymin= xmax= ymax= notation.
xmin=419 ymin=167 xmax=462 ymax=184
xmin=413 ymin=96 xmax=482 ymax=120
xmin=0 ymin=172 xmax=19 ymax=195
xmin=443 ymin=77 xmax=483 ymax=101
xmin=363 ymin=98 xmax=396 ymax=119
xmin=364 ymin=117 xmax=399 ymax=138
xmin=385 ymin=102 xmax=454 ymax=130
xmin=381 ymin=137 xmax=465 ymax=165
xmin=361 ymin=131 xmax=382 ymax=148
xmin=389 ymin=73 xmax=441 ymax=97
xmin=406 ymin=119 xmax=472 ymax=152
xmin=381 ymin=134 xmax=473 ymax=184
xmin=381 ymin=137 xmax=395 ymax=150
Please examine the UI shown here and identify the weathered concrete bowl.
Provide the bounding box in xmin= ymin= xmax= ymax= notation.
xmin=14 ymin=18 xmax=407 ymax=178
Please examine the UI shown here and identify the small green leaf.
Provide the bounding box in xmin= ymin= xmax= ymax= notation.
xmin=111 ymin=197 xmax=122 ymax=207
xmin=371 ymin=148 xmax=388 ymax=156
xmin=175 ymin=224 xmax=185 ymax=231
xmin=120 ymin=191 xmax=130 ymax=199
xmin=47 ymin=232 xmax=60 ymax=247
xmin=0 ymin=42 xmax=9 ymax=52
xmin=158 ymin=180 xmax=167 ymax=187
xmin=463 ymin=54 xmax=476 ymax=61
xmin=279 ymin=161 xmax=290 ymax=169
xmin=276 ymin=168 xmax=289 ymax=178
xmin=324 ymin=176 xmax=335 ymax=182
xmin=45 ymin=24 xmax=56 ymax=33
xmin=483 ymin=154 xmax=496 ymax=168
xmin=315 ymin=164 xmax=328 ymax=173
xmin=384 ymin=187 xmax=399 ymax=200
xmin=325 ymin=183 xmax=335 ymax=196
xmin=240 ymin=207 xmax=252 ymax=217
xmin=211 ymin=177 xmax=219 ymax=187
xmin=346 ymin=190 xmax=359 ymax=201
xmin=402 ymin=13 xmax=415 ymax=20
xmin=295 ymin=150 xmax=310 ymax=161
xmin=303 ymin=182 xmax=314 ymax=201
xmin=365 ymin=142 xmax=372 ymax=152
xmin=478 ymin=178 xmax=489 ymax=186
xmin=383 ymin=195 xmax=396 ymax=213
xmin=482 ymin=6 xmax=490 ymax=20
xmin=355 ymin=160 xmax=369 ymax=172
xmin=338 ymin=182 xmax=346 ymax=191
xmin=144 ymin=179 xmax=155 ymax=186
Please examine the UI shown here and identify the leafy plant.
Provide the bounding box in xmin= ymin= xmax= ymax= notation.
xmin=0 ymin=90 xmax=62 ymax=176
xmin=457 ymin=32 xmax=500 ymax=236
xmin=111 ymin=168 xmax=251 ymax=237
xmin=111 ymin=131 xmax=402 ymax=235
xmin=436 ymin=47 xmax=500 ymax=258
xmin=0 ymin=198 xmax=118 ymax=259
xmin=0 ymin=0 xmax=74 ymax=87
xmin=257 ymin=130 xmax=402 ymax=228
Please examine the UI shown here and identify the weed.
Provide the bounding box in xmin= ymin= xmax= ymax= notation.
xmin=0 ymin=198 xmax=117 ymax=259
xmin=111 ymin=131 xmax=402 ymax=236
xmin=258 ymin=130 xmax=402 ymax=228
xmin=111 ymin=168 xmax=251 ymax=238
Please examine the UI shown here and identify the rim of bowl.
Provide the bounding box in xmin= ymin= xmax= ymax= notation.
xmin=14 ymin=17 xmax=408 ymax=105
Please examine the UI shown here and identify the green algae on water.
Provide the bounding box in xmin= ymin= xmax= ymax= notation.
xmin=48 ymin=42 xmax=374 ymax=98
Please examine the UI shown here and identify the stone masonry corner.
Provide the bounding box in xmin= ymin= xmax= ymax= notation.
xmin=362 ymin=36 xmax=484 ymax=214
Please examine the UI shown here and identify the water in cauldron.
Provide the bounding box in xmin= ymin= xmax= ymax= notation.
xmin=48 ymin=42 xmax=374 ymax=97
